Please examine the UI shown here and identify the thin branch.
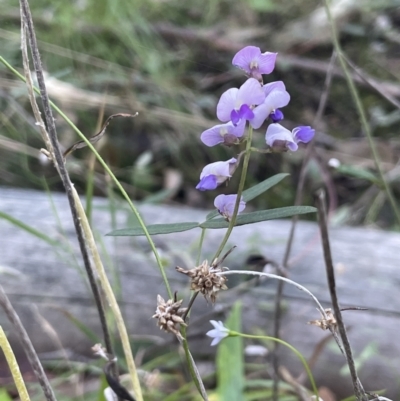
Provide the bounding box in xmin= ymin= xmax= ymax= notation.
xmin=19 ymin=0 xmax=117 ymax=384
xmin=272 ymin=50 xmax=337 ymax=401
xmin=0 ymin=285 xmax=57 ymax=401
xmin=315 ymin=189 xmax=368 ymax=401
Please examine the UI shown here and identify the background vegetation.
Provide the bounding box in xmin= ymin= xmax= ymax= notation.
xmin=2 ymin=0 xmax=400 ymax=227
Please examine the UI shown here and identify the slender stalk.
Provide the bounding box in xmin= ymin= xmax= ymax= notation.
xmin=0 ymin=286 xmax=56 ymax=401
xmin=19 ymin=0 xmax=116 ymax=379
xmin=315 ymin=189 xmax=368 ymax=401
xmin=230 ymin=332 xmax=319 ymax=399
xmin=323 ymin=0 xmax=400 ymax=226
xmin=0 ymin=327 xmax=31 ymax=401
xmin=196 ymin=228 xmax=207 ymax=265
xmin=213 ymin=126 xmax=254 ymax=260
xmin=72 ymin=187 xmax=143 ymax=401
xmin=218 ymin=270 xmax=327 ymax=318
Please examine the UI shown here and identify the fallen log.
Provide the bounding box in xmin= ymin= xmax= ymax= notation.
xmin=0 ymin=187 xmax=399 ymax=398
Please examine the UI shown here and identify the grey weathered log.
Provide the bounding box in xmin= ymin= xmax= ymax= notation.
xmin=0 ymin=187 xmax=399 ymax=398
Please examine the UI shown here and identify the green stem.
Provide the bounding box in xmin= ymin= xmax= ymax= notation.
xmin=180 ymin=327 xmax=209 ymax=401
xmin=196 ymin=228 xmax=207 ymax=265
xmin=0 ymin=326 xmax=31 ymax=401
xmin=322 ymin=0 xmax=400 ymax=227
xmin=213 ymin=126 xmax=254 ymax=260
xmin=230 ymin=331 xmax=319 ymax=399
xmin=0 ymin=55 xmax=172 ymax=298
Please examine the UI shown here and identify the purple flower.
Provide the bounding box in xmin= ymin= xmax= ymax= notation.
xmin=251 ymin=81 xmax=290 ymax=129
xmin=232 ymin=46 xmax=277 ymax=81
xmin=265 ymin=124 xmax=315 ymax=151
xmin=216 ymin=78 xmax=265 ymax=126
xmin=200 ymin=120 xmax=246 ymax=147
xmin=206 ymin=320 xmax=230 ymax=346
xmin=214 ymin=194 xmax=246 ymax=221
xmin=196 ymin=158 xmax=238 ymax=191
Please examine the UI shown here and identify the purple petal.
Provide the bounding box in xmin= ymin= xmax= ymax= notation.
xmin=217 ymin=88 xmax=239 ymax=122
xmin=196 ymin=175 xmax=217 ymax=191
xmin=232 ymin=47 xmax=277 ymax=79
xmin=265 ymin=123 xmax=297 ymax=151
xmin=214 ymin=194 xmax=246 ymax=220
xmin=237 ymin=78 xmax=265 ymax=107
xmin=200 ymin=122 xmax=245 ymax=147
xmin=232 ymin=46 xmax=261 ymax=75
xmin=270 ymin=109 xmax=284 ymax=123
xmin=257 ymin=51 xmax=277 ymax=74
xmin=263 ymin=81 xmax=286 ymax=97
xmin=293 ymin=126 xmax=315 ymax=144
xmin=251 ymin=90 xmax=290 ymax=129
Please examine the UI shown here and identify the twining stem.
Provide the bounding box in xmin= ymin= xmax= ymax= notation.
xmin=230 ymin=331 xmax=319 ymax=399
xmin=213 ymin=126 xmax=254 ymax=260
xmin=73 ymin=187 xmax=143 ymax=401
xmin=0 ymin=55 xmax=172 ymax=299
xmin=323 ymin=0 xmax=400 ymax=226
xmin=0 ymin=327 xmax=31 ymax=401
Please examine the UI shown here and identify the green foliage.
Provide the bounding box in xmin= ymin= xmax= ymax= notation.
xmin=216 ymin=302 xmax=244 ymax=401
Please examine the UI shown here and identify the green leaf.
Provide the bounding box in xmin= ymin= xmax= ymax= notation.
xmin=200 ymin=206 xmax=316 ymax=229
xmin=242 ymin=173 xmax=289 ymax=202
xmin=106 ymin=221 xmax=199 ymax=236
xmin=0 ymin=211 xmax=58 ymax=246
xmin=205 ymin=173 xmax=289 ymax=221
xmin=216 ymin=302 xmax=244 ymax=401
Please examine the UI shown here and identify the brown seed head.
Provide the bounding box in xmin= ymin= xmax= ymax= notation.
xmin=152 ymin=294 xmax=187 ymax=338
xmin=308 ymin=308 xmax=337 ymax=331
xmin=176 ymin=259 xmax=228 ymax=303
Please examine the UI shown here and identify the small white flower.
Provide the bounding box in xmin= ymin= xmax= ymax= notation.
xmin=206 ymin=320 xmax=230 ymax=346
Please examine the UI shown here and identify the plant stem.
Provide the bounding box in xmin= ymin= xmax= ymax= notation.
xmin=19 ymin=0 xmax=117 ymax=379
xmin=0 ymin=326 xmax=31 ymax=401
xmin=0 ymin=286 xmax=56 ymax=401
xmin=315 ymin=189 xmax=368 ymax=401
xmin=213 ymin=126 xmax=254 ymax=260
xmin=73 ymin=187 xmax=143 ymax=401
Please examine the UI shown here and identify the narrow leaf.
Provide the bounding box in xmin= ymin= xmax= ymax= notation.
xmin=0 ymin=211 xmax=57 ymax=246
xmin=200 ymin=206 xmax=316 ymax=229
xmin=107 ymin=222 xmax=199 ymax=236
xmin=242 ymin=173 xmax=289 ymax=202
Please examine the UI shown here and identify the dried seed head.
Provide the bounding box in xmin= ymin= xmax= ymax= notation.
xmin=308 ymin=308 xmax=337 ymax=331
xmin=176 ymin=259 xmax=228 ymax=303
xmin=152 ymin=294 xmax=187 ymax=339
